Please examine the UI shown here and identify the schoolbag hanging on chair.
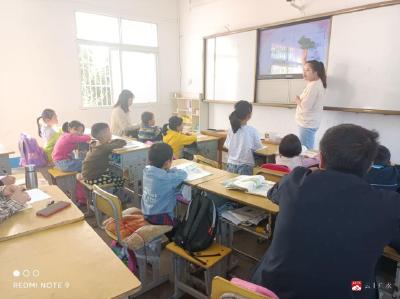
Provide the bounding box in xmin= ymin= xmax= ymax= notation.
xmin=18 ymin=133 xmax=48 ymax=167
xmin=173 ymin=190 xmax=218 ymax=254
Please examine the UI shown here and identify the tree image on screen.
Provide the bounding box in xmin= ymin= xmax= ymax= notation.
xmin=298 ymin=36 xmax=316 ymax=49
xmin=258 ymin=18 xmax=330 ymax=78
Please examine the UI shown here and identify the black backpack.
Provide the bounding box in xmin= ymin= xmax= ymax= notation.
xmin=174 ymin=191 xmax=218 ymax=255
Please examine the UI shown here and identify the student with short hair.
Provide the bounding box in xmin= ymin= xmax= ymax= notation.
xmin=366 ymin=145 xmax=400 ymax=192
xmin=275 ymin=134 xmax=319 ymax=171
xmin=224 ymin=101 xmax=263 ymax=175
xmin=82 ymin=123 xmax=126 ymax=192
xmin=252 ymin=124 xmax=400 ymax=299
xmin=138 ymin=111 xmax=162 ymax=143
xmin=52 ymin=121 xmax=91 ymax=172
xmin=141 ymin=143 xmax=187 ymax=227
xmin=36 ymin=108 xmax=61 ymax=162
xmin=162 ymin=116 xmax=197 ymax=158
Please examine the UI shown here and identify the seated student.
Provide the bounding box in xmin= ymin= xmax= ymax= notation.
xmin=141 ymin=143 xmax=187 ymax=229
xmin=224 ymin=101 xmax=263 ymax=175
xmin=162 ymin=116 xmax=197 ymax=159
xmin=252 ymin=124 xmax=400 ymax=299
xmin=366 ymin=145 xmax=400 ymax=192
xmin=52 ymin=121 xmax=91 ymax=172
xmin=82 ymin=123 xmax=126 ymax=192
xmin=138 ymin=111 xmax=162 ymax=143
xmin=37 ymin=108 xmax=61 ymax=162
xmin=274 ymin=134 xmax=319 ymax=171
xmin=0 ymin=184 xmax=30 ymax=223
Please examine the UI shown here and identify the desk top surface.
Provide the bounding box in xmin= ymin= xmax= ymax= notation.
xmin=0 ymin=150 xmax=15 ymax=156
xmin=0 ymin=221 xmax=141 ymax=299
xmin=256 ymin=142 xmax=279 ymax=157
xmin=196 ymin=134 xmax=220 ymax=143
xmin=172 ymin=159 xmax=227 ymax=186
xmin=0 ymin=185 xmax=84 ymax=242
xmin=198 ymin=173 xmax=279 ymax=213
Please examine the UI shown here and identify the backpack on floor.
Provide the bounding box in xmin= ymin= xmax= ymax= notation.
xmin=173 ymin=190 xmax=217 ymax=253
xmin=18 ymin=133 xmax=48 ymax=167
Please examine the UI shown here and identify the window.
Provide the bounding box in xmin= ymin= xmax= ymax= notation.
xmin=75 ymin=12 xmax=158 ymax=107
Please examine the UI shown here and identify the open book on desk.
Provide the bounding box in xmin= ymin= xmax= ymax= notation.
xmin=174 ymin=162 xmax=211 ymax=182
xmin=222 ymin=175 xmax=275 ymax=197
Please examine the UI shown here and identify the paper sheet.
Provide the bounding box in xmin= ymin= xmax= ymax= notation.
xmin=123 ymin=141 xmax=144 ymax=149
xmin=26 ymin=189 xmax=51 ymax=203
xmin=174 ymin=162 xmax=212 ymax=182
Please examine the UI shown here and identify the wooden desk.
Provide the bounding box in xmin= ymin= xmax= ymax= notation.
xmin=197 ymin=173 xmax=279 ymax=214
xmin=258 ymin=141 xmax=279 ymax=156
xmin=196 ymin=135 xmax=220 ymax=163
xmin=200 ymin=130 xmax=227 ymax=168
xmin=0 ymin=150 xmax=14 ymax=174
xmin=0 ymin=221 xmax=141 ymax=299
xmin=0 ymin=185 xmax=84 ymax=242
xmin=172 ymin=159 xmax=228 ymax=186
xmin=111 ymin=142 xmax=150 ymax=203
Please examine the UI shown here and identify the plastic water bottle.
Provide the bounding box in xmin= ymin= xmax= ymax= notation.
xmin=25 ymin=164 xmax=38 ymax=190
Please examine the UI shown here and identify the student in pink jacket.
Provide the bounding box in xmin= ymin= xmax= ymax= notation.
xmin=52 ymin=121 xmax=91 ymax=172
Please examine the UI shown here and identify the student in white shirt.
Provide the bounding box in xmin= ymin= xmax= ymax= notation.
xmin=110 ymin=90 xmax=140 ymax=137
xmin=275 ymin=134 xmax=319 ymax=171
xmin=224 ymin=101 xmax=263 ymax=175
xmin=294 ymin=59 xmax=327 ymax=149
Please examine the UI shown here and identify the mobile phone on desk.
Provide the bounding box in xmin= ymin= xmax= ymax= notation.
xmin=36 ymin=201 xmax=71 ymax=217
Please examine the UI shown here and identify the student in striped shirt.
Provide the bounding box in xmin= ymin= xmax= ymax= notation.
xmin=138 ymin=111 xmax=162 ymax=143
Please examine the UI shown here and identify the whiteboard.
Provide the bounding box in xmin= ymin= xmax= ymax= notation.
xmin=326 ymin=5 xmax=400 ymax=111
xmin=205 ymin=30 xmax=257 ymax=102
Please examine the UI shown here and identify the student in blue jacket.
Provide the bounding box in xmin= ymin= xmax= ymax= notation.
xmin=252 ymin=124 xmax=400 ymax=299
xmin=141 ymin=142 xmax=187 ymax=228
xmin=366 ymin=145 xmax=400 ymax=192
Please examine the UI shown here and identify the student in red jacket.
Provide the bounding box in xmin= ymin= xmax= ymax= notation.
xmin=52 ymin=121 xmax=91 ymax=172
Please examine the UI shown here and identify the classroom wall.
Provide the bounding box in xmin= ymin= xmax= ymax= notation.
xmin=0 ymin=0 xmax=179 ymax=153
xmin=179 ymin=0 xmax=400 ymax=162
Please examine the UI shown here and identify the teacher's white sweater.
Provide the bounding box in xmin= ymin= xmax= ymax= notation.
xmin=295 ymin=79 xmax=325 ymax=129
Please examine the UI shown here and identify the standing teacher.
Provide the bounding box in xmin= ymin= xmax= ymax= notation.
xmin=110 ymin=89 xmax=140 ymax=137
xmin=294 ymin=58 xmax=327 ymax=149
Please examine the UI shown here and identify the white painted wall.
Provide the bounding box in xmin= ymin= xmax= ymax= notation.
xmin=0 ymin=0 xmax=179 ymax=153
xmin=179 ymin=0 xmax=400 ymax=162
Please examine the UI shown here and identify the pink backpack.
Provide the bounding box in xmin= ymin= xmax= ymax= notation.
xmin=18 ymin=133 xmax=48 ymax=167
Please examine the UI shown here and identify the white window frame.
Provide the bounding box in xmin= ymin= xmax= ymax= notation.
xmin=75 ymin=11 xmax=159 ymax=108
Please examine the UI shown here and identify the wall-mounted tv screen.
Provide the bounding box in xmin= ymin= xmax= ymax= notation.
xmin=257 ymin=18 xmax=331 ymax=79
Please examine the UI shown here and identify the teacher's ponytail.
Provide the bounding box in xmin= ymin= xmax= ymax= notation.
xmin=229 ymin=101 xmax=253 ymax=134
xmin=307 ymin=60 xmax=327 ymax=88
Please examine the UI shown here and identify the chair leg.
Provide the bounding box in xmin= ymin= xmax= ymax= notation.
xmin=172 ymin=255 xmax=185 ymax=299
xmin=135 ymin=247 xmax=147 ymax=287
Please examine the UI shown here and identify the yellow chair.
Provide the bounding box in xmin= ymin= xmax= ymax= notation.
xmin=211 ymin=276 xmax=272 ymax=299
xmin=166 ymin=242 xmax=232 ymax=299
xmin=92 ymin=185 xmax=171 ymax=295
xmin=254 ymin=167 xmax=286 ymax=183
